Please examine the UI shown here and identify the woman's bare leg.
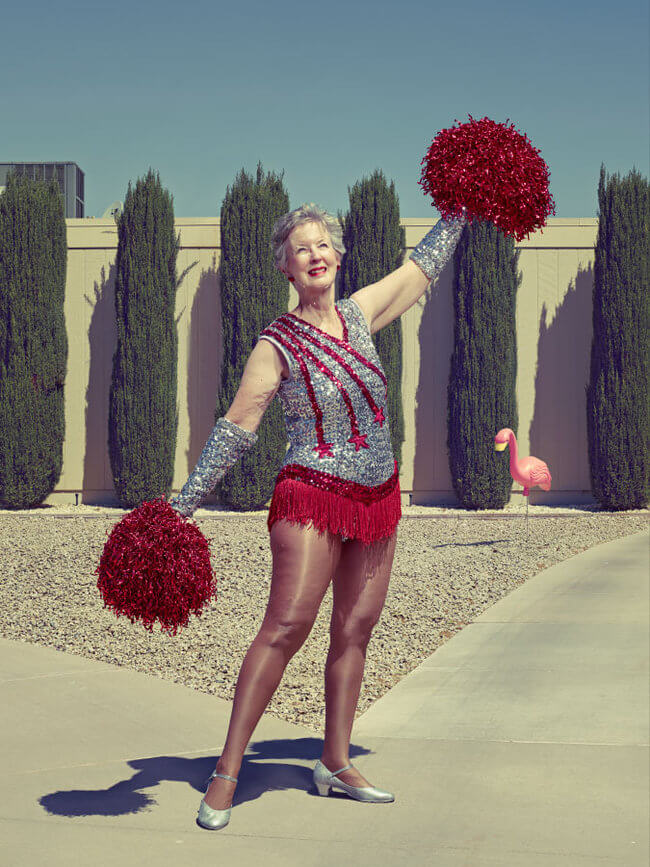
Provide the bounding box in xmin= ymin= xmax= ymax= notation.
xmin=320 ymin=530 xmax=398 ymax=788
xmin=203 ymin=519 xmax=342 ymax=809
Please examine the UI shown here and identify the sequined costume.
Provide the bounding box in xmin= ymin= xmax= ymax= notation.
xmin=260 ymin=296 xmax=400 ymax=545
xmin=168 ymin=212 xmax=467 ymax=540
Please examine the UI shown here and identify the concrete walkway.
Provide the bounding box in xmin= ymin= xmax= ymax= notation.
xmin=1 ymin=528 xmax=648 ymax=866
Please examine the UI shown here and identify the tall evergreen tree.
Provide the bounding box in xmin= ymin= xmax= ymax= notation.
xmin=447 ymin=219 xmax=520 ymax=508
xmin=0 ymin=170 xmax=68 ymax=509
xmin=586 ymin=165 xmax=649 ymax=509
xmin=213 ymin=162 xmax=290 ymax=510
xmin=338 ymin=169 xmax=406 ymax=470
xmin=108 ymin=168 xmax=180 ymax=507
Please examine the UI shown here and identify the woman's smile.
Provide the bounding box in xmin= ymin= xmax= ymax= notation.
xmin=283 ymin=221 xmax=340 ymax=290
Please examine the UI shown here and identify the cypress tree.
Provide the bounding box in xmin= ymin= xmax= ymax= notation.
xmin=0 ymin=170 xmax=68 ymax=509
xmin=108 ymin=168 xmax=180 ymax=508
xmin=338 ymin=169 xmax=406 ymax=470
xmin=586 ymin=165 xmax=649 ymax=509
xmin=447 ymin=219 xmax=520 ymax=508
xmin=213 ymin=161 xmax=290 ymax=510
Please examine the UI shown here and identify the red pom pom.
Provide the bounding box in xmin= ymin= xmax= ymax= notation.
xmin=95 ymin=496 xmax=216 ymax=636
xmin=418 ymin=115 xmax=556 ymax=242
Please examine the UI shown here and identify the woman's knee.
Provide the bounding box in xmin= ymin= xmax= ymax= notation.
xmin=260 ymin=615 xmax=316 ymax=655
xmin=329 ymin=612 xmax=378 ymax=647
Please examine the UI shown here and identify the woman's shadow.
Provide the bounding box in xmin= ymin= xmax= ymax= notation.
xmin=37 ymin=737 xmax=375 ymax=816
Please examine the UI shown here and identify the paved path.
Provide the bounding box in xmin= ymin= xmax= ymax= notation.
xmin=1 ymin=528 xmax=648 ymax=866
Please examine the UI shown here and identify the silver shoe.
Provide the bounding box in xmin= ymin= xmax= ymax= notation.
xmin=313 ymin=759 xmax=394 ymax=803
xmin=196 ymin=769 xmax=238 ymax=830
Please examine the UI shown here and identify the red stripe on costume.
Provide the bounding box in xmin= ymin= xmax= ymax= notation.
xmin=268 ymin=324 xmax=366 ymax=445
xmin=275 ymin=317 xmax=387 ymax=424
xmin=283 ymin=306 xmax=350 ymax=343
xmin=281 ymin=311 xmax=388 ymax=388
xmin=260 ymin=326 xmax=331 ymax=455
xmin=263 ymin=324 xmax=380 ymax=456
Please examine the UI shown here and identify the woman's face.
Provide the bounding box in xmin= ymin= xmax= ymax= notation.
xmin=281 ymin=221 xmax=340 ymax=290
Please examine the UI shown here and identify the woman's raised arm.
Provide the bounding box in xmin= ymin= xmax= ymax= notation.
xmin=349 ymin=210 xmax=467 ymax=334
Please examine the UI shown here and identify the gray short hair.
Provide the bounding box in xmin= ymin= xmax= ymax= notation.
xmin=270 ymin=202 xmax=345 ymax=271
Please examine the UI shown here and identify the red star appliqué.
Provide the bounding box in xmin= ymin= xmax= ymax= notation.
xmin=314 ymin=442 xmax=334 ymax=458
xmin=374 ymin=407 xmax=385 ymax=426
xmin=348 ymin=433 xmax=369 ymax=451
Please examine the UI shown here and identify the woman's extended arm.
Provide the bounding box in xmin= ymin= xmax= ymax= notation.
xmin=168 ymin=417 xmax=258 ymax=517
xmin=169 ymin=339 xmax=284 ymax=517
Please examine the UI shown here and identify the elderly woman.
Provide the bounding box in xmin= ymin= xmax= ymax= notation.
xmin=169 ymin=202 xmax=466 ymax=831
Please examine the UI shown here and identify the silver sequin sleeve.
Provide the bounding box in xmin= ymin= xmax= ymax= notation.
xmin=409 ymin=210 xmax=467 ymax=283
xmin=169 ymin=416 xmax=258 ymax=517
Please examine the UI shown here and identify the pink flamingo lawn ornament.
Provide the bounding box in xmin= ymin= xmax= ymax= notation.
xmin=494 ymin=428 xmax=552 ymax=533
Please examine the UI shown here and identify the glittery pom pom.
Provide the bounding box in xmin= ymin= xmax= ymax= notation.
xmin=95 ymin=496 xmax=216 ymax=635
xmin=418 ymin=114 xmax=556 ymax=241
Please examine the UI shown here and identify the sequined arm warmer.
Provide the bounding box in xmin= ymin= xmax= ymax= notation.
xmin=409 ymin=210 xmax=468 ymax=283
xmin=169 ymin=416 xmax=259 ymax=517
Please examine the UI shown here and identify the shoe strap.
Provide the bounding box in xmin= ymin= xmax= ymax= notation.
xmin=330 ymin=763 xmax=353 ymax=776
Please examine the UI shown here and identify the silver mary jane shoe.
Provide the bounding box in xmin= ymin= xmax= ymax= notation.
xmin=313 ymin=759 xmax=394 ymax=803
xmin=196 ymin=769 xmax=238 ymax=830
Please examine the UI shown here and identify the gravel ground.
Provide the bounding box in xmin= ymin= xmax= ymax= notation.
xmin=0 ymin=507 xmax=647 ymax=735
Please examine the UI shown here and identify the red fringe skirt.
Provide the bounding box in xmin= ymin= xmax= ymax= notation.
xmin=267 ymin=460 xmax=401 ymax=545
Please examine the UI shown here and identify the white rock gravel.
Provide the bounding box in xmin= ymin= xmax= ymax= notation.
xmin=0 ymin=506 xmax=647 ymax=735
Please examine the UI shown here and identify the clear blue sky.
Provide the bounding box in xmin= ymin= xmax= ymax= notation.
xmin=2 ymin=0 xmax=648 ymax=220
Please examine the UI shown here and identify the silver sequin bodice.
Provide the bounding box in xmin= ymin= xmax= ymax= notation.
xmin=259 ymin=297 xmax=396 ymax=491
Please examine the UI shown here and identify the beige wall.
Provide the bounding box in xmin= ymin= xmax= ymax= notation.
xmin=51 ymin=216 xmax=599 ymax=507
